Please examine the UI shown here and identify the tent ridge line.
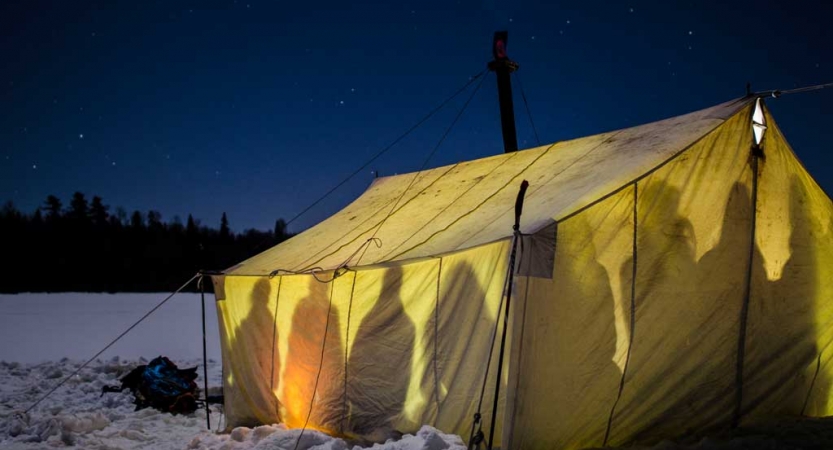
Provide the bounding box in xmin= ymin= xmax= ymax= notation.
xmin=395 ymin=143 xmax=556 ymax=261
xmin=603 ymin=183 xmax=639 ymax=446
xmin=296 ymin=162 xmax=462 ymax=272
xmin=378 ymin=150 xmax=524 ymax=261
xmin=555 ymin=101 xmax=754 ymax=225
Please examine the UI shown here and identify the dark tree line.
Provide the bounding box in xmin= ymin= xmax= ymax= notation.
xmin=0 ymin=192 xmax=291 ymax=293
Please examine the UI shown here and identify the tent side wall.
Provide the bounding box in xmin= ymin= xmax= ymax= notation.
xmin=212 ymin=96 xmax=833 ymax=449
xmin=741 ymin=108 xmax=833 ymax=421
xmin=510 ymin=102 xmax=833 ymax=449
xmin=214 ymin=239 xmax=514 ymax=440
xmin=511 ymin=103 xmax=758 ymax=449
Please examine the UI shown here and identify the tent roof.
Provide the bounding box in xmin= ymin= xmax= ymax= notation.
xmin=227 ymin=97 xmax=754 ymax=276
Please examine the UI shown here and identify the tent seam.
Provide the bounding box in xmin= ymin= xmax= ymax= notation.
xmin=603 ymin=183 xmax=638 ymax=446
xmin=297 ymin=163 xmax=461 ymax=272
xmin=387 ymin=145 xmax=555 ymax=262
xmin=293 ymin=279 xmax=337 ymax=448
xmin=733 ymin=131 xmax=760 ymax=428
xmin=434 ymin=257 xmax=442 ymax=415
xmin=379 ymin=151 xmax=523 ymax=261
xmin=293 ymin=196 xmax=402 ymax=272
xmin=270 ymin=276 xmax=283 ymax=420
xmin=506 ymin=237 xmax=537 ymax=449
xmin=341 ymin=272 xmax=357 ymax=434
xmin=462 ymin=132 xmax=625 ymax=246
xmin=801 ymin=353 xmax=823 ymax=416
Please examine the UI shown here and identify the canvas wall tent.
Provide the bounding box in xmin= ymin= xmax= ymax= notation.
xmin=211 ymin=95 xmax=833 ymax=449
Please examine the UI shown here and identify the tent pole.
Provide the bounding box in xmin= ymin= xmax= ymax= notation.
xmin=199 ymin=273 xmax=211 ymax=430
xmin=487 ymin=180 xmax=529 ymax=450
xmin=488 ymin=31 xmax=519 ymax=154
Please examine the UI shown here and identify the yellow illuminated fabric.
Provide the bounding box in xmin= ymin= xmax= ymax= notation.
xmin=227 ymin=99 xmax=751 ymax=276
xmin=742 ymin=110 xmax=833 ymax=421
xmin=216 ymin=240 xmax=511 ymax=440
xmin=215 ymin=97 xmax=833 ymax=450
xmin=606 ymin=108 xmax=755 ymax=445
xmin=510 ymin=187 xmax=635 ymax=450
xmin=511 ymin=104 xmax=758 ymax=449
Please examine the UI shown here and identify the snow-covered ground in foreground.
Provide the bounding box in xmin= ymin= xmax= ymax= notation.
xmin=0 ymin=357 xmax=465 ymax=450
xmin=2 ymin=293 xmax=833 ymax=450
xmin=0 ymin=293 xmax=467 ymax=449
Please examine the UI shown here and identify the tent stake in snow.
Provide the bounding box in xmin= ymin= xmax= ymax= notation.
xmin=486 ymin=179 xmax=529 ymax=450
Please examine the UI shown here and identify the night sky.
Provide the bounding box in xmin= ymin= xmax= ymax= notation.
xmin=2 ymin=0 xmax=831 ymax=233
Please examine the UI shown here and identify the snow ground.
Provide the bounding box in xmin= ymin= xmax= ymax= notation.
xmin=0 ymin=357 xmax=465 ymax=450
xmin=2 ymin=293 xmax=833 ymax=450
xmin=0 ymin=293 xmax=222 ymax=364
xmin=0 ymin=293 xmax=466 ymax=450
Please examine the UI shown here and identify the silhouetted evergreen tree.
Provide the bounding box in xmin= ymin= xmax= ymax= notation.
xmin=274 ymin=218 xmax=287 ymax=240
xmin=114 ymin=207 xmax=127 ymax=225
xmin=43 ymin=195 xmax=62 ymax=221
xmin=31 ymin=208 xmax=43 ymax=225
xmin=147 ymin=210 xmax=162 ymax=229
xmin=186 ymin=214 xmax=197 ymax=236
xmin=130 ymin=210 xmax=145 ymax=229
xmin=68 ymin=192 xmax=89 ymax=222
xmin=219 ymin=213 xmax=230 ymax=240
xmin=90 ymin=196 xmax=109 ymax=226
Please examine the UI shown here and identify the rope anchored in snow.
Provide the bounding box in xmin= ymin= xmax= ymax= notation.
xmin=20 ymin=273 xmax=201 ymax=416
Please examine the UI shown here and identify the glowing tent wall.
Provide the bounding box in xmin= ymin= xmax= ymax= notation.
xmin=213 ymin=98 xmax=833 ymax=449
xmin=214 ymin=239 xmax=513 ymax=441
xmin=507 ymin=105 xmax=833 ymax=449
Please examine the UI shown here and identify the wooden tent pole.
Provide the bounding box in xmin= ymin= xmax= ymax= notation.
xmin=199 ymin=274 xmax=211 ymax=430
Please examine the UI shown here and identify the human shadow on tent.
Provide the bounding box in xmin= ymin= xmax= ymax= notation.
xmin=622 ymin=181 xmax=772 ymax=442
xmin=540 ymin=213 xmax=621 ymax=449
xmin=346 ymin=265 xmax=416 ymax=442
xmin=228 ymin=277 xmax=279 ymax=427
xmin=608 ymin=180 xmax=702 ymax=445
xmin=282 ymin=276 xmax=345 ymax=434
xmin=432 ymin=261 xmax=491 ymax=435
xmin=741 ymin=175 xmax=828 ymax=419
